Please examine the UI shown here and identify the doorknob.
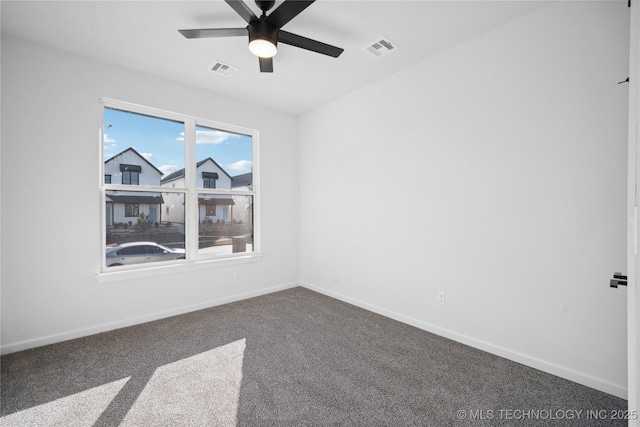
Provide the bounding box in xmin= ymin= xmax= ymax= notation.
xmin=610 ymin=272 xmax=628 ymax=288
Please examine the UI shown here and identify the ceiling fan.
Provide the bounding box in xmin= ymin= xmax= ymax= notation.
xmin=179 ymin=0 xmax=344 ymax=73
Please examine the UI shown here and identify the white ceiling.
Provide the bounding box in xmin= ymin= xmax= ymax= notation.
xmin=1 ymin=0 xmax=548 ymax=115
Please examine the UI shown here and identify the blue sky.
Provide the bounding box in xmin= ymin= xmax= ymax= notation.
xmin=103 ymin=108 xmax=252 ymax=177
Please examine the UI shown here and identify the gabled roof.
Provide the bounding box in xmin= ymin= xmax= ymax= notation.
xmin=161 ymin=157 xmax=231 ymax=184
xmin=161 ymin=168 xmax=186 ymax=183
xmin=231 ymin=172 xmax=252 ymax=189
xmin=104 ymin=147 xmax=164 ymax=176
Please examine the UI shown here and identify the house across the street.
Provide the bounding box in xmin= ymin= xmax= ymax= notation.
xmin=103 ymin=147 xmax=164 ymax=226
xmin=161 ymin=157 xmax=237 ymax=224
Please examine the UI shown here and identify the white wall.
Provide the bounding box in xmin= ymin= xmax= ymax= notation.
xmin=1 ymin=35 xmax=300 ymax=352
xmin=300 ymin=1 xmax=629 ymax=397
xmin=0 ymin=0 xmax=631 ymax=400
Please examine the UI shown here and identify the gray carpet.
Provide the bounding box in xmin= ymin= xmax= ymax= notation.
xmin=0 ymin=287 xmax=628 ymax=426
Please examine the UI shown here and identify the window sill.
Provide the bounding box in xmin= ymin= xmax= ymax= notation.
xmin=96 ymin=252 xmax=264 ymax=284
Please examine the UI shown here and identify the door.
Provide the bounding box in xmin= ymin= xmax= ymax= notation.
xmin=628 ymin=1 xmax=639 ymax=423
xmin=149 ymin=206 xmax=158 ymax=224
xmin=105 ymin=205 xmax=112 ymax=227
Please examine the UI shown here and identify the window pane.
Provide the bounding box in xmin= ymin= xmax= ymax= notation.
xmin=104 ymin=108 xmax=185 ymax=188
xmin=198 ymin=194 xmax=253 ymax=256
xmin=105 ymin=191 xmax=185 ymax=267
xmin=195 ymin=125 xmax=252 ymax=191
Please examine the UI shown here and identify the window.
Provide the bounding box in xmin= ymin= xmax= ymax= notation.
xmin=194 ymin=124 xmax=253 ymax=257
xmin=101 ymin=99 xmax=258 ymax=272
xmin=202 ymin=172 xmax=218 ymax=189
xmin=118 ymin=246 xmax=145 ymax=256
xmin=122 ymin=171 xmax=139 ymax=185
xmin=120 ymin=165 xmax=141 ymax=185
xmin=124 ymin=204 xmax=139 ymax=217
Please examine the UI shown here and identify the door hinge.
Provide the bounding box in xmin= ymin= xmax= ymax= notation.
xmin=611 ymin=272 xmax=628 ymax=288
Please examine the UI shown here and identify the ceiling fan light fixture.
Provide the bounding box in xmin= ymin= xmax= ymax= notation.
xmin=248 ymin=20 xmax=278 ymax=58
xmin=249 ymin=38 xmax=277 ymax=58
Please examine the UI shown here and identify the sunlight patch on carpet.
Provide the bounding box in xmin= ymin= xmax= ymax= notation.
xmin=0 ymin=377 xmax=130 ymax=427
xmin=120 ymin=338 xmax=246 ymax=426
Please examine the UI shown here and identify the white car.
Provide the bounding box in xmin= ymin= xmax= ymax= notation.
xmin=106 ymin=241 xmax=185 ymax=267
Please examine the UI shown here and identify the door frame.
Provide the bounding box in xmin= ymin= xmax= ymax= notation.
xmin=628 ymin=0 xmax=639 ymax=424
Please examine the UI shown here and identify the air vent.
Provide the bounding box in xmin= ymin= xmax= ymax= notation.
xmin=211 ymin=61 xmax=238 ymax=76
xmin=363 ymin=37 xmax=397 ymax=59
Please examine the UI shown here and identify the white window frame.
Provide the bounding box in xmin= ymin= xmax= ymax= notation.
xmin=98 ymin=98 xmax=261 ymax=282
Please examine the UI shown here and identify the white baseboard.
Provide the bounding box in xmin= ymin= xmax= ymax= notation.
xmin=1 ymin=282 xmax=299 ymax=355
xmin=301 ymin=282 xmax=628 ymax=400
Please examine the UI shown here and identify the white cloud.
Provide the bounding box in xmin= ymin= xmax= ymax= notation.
xmin=103 ymin=134 xmax=117 ymax=153
xmin=227 ymin=160 xmax=252 ymax=173
xmin=159 ymin=164 xmax=179 ymax=175
xmin=140 ymin=152 xmax=154 ymax=160
xmin=176 ymin=130 xmax=240 ymax=145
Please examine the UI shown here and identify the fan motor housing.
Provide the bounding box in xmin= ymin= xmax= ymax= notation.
xmin=248 ymin=19 xmax=279 ymax=48
xmin=255 ymin=0 xmax=276 ymax=13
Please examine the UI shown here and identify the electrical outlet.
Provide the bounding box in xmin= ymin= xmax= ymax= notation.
xmin=233 ymin=269 xmax=239 ymax=279
xmin=437 ymin=291 xmax=446 ymax=305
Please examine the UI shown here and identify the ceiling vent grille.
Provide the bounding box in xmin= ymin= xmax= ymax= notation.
xmin=211 ymin=61 xmax=238 ymax=76
xmin=363 ymin=37 xmax=397 ymax=58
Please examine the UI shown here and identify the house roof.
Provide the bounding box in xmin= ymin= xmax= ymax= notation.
xmin=161 ymin=168 xmax=185 ymax=184
xmin=161 ymin=157 xmax=232 ymax=184
xmin=107 ymin=194 xmax=165 ymax=204
xmin=231 ymin=173 xmax=252 ymax=189
xmin=198 ymin=197 xmax=235 ymax=206
xmin=104 ymin=147 xmax=164 ymax=176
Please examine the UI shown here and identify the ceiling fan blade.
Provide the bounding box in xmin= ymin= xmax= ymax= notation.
xmin=178 ymin=28 xmax=247 ymax=39
xmin=259 ymin=57 xmax=274 ymax=73
xmin=225 ymin=0 xmax=258 ymax=24
xmin=279 ymin=31 xmax=344 ymax=58
xmin=266 ymin=0 xmax=314 ymax=28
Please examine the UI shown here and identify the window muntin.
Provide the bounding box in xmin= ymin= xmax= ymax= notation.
xmin=101 ymin=100 xmax=257 ymax=272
